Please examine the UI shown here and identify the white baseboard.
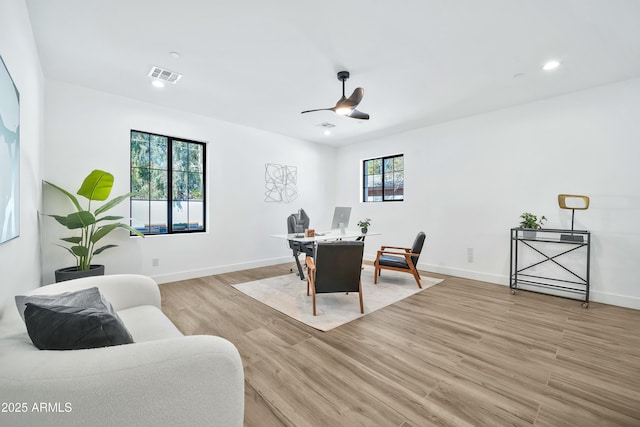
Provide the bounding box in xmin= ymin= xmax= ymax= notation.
xmin=589 ymin=291 xmax=640 ymax=310
xmin=151 ymin=256 xmax=293 ymax=284
xmin=417 ymin=262 xmax=640 ymax=311
xmin=153 ymin=256 xmax=640 ymax=311
xmin=362 ymin=254 xmax=508 ymax=286
xmin=361 ymin=255 xmax=508 ymax=285
xmin=419 ymin=263 xmax=508 ymax=286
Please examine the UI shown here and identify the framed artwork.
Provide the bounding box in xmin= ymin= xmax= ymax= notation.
xmin=0 ymin=54 xmax=20 ymax=244
xmin=264 ymin=163 xmax=298 ymax=203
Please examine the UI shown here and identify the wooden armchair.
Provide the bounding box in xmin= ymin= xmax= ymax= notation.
xmin=374 ymin=232 xmax=426 ymax=288
xmin=305 ymin=241 xmax=365 ymax=316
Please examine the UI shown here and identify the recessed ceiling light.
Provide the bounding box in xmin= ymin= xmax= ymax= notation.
xmin=324 ymin=130 xmax=331 ymax=136
xmin=513 ymin=72 xmax=525 ymax=79
xmin=170 ymin=51 xmax=181 ymax=59
xmin=542 ymin=60 xmax=561 ymax=71
xmin=151 ymin=80 xmax=165 ymax=88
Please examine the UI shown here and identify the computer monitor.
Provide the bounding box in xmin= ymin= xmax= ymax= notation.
xmin=330 ymin=207 xmax=352 ymax=230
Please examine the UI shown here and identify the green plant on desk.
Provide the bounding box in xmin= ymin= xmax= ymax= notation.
xmin=357 ymin=218 xmax=371 ymax=233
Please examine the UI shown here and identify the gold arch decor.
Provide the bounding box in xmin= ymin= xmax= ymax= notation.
xmin=557 ymin=194 xmax=589 ymax=210
xmin=558 ymin=194 xmax=590 ymax=242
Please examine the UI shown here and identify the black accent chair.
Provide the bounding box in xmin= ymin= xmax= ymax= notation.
xmin=287 ymin=209 xmax=314 ymax=280
xmin=305 ymin=241 xmax=365 ymax=316
xmin=374 ymin=232 xmax=426 ymax=288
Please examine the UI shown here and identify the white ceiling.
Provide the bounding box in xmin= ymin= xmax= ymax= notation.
xmin=25 ymin=0 xmax=640 ymax=146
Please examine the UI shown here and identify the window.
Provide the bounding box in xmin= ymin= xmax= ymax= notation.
xmin=130 ymin=130 xmax=206 ymax=235
xmin=363 ymin=154 xmax=404 ymax=202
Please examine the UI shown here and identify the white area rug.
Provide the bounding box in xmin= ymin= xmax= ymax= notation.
xmin=232 ymin=266 xmax=444 ymax=331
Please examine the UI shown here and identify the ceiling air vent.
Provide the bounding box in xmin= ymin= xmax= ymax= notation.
xmin=317 ymin=122 xmax=336 ymax=129
xmin=148 ymin=66 xmax=182 ymax=84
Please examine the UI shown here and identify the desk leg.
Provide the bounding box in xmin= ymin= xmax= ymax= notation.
xmin=293 ymin=249 xmax=306 ymax=280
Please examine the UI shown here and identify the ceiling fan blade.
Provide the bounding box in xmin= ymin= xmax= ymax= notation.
xmin=302 ymin=76 xmax=366 ymax=118
xmin=348 ymin=109 xmax=369 ymax=120
xmin=343 ymin=87 xmax=364 ymax=108
xmin=331 ymin=95 xmax=347 ymax=109
xmin=300 ymin=107 xmax=334 ymax=114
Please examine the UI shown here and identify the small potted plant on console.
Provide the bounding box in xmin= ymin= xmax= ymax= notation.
xmin=519 ymin=212 xmax=546 ymax=239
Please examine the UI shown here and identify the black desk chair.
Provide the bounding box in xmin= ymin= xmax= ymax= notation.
xmin=287 ymin=209 xmax=314 ymax=280
xmin=374 ymin=232 xmax=426 ymax=288
xmin=305 ymin=241 xmax=365 ymax=316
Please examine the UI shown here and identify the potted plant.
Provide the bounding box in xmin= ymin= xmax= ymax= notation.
xmin=357 ymin=218 xmax=371 ymax=234
xmin=519 ymin=212 xmax=546 ymax=238
xmin=44 ymin=169 xmax=144 ymax=282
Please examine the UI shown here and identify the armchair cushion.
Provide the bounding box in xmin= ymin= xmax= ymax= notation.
xmin=24 ymin=303 xmax=134 ymax=350
xmin=377 ymin=253 xmax=411 ymax=270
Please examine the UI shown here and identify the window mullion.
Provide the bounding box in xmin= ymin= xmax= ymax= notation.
xmin=382 ymin=156 xmax=387 ymax=201
xmin=167 ymin=138 xmax=174 ymax=233
xmin=147 ymin=142 xmax=152 ymax=233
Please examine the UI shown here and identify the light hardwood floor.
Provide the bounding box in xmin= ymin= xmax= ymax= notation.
xmin=160 ymin=263 xmax=640 ymax=427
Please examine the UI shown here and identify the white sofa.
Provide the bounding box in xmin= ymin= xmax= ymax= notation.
xmin=0 ymin=274 xmax=244 ymax=427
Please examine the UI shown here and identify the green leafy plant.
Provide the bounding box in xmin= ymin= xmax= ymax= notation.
xmin=44 ymin=169 xmax=144 ymax=271
xmin=357 ymin=218 xmax=371 ymax=228
xmin=519 ymin=212 xmax=547 ymax=229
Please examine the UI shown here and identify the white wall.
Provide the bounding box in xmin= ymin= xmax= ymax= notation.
xmin=0 ymin=0 xmax=44 ymax=312
xmin=336 ymin=78 xmax=640 ymax=309
xmin=42 ymin=81 xmax=336 ymax=284
xmin=20 ymin=4 xmax=639 ymax=309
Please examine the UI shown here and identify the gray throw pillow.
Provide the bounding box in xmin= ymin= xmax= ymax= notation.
xmin=15 ymin=287 xmax=117 ymax=321
xmin=24 ymin=303 xmax=134 ymax=350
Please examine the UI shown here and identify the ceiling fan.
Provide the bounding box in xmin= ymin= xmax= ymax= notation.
xmin=301 ymin=71 xmax=369 ymax=120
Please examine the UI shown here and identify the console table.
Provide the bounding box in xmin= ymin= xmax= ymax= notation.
xmin=509 ymin=228 xmax=591 ymax=307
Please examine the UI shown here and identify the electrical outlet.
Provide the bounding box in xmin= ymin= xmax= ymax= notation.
xmin=152 ymin=258 xmax=159 ymax=267
xmin=467 ymin=248 xmax=474 ymax=263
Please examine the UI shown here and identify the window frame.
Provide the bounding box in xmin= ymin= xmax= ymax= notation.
xmin=362 ymin=153 xmax=404 ymax=203
xmin=130 ymin=129 xmax=207 ymax=236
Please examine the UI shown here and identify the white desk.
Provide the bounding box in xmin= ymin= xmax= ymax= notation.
xmin=272 ymin=229 xmax=379 ymax=243
xmin=272 ymin=229 xmax=380 ymax=279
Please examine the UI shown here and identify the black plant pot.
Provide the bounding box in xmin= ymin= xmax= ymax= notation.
xmin=361 ymin=227 xmax=368 ymax=234
xmin=54 ymin=265 xmax=105 ymax=283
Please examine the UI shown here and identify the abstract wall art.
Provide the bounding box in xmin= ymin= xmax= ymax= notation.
xmin=0 ymin=55 xmax=20 ymax=244
xmin=264 ymin=163 xmax=298 ymax=203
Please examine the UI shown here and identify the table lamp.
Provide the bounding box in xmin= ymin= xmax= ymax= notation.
xmin=558 ymin=194 xmax=589 ymax=242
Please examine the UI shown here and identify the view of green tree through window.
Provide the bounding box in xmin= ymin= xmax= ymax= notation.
xmin=130 ymin=130 xmax=206 ymax=235
xmin=363 ymin=154 xmax=404 ymax=202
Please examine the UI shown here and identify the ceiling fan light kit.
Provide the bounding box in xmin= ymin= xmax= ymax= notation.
xmin=301 ymin=71 xmax=369 ymax=120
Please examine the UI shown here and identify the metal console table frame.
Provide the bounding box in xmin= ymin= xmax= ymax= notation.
xmin=509 ymin=227 xmax=590 ymax=308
